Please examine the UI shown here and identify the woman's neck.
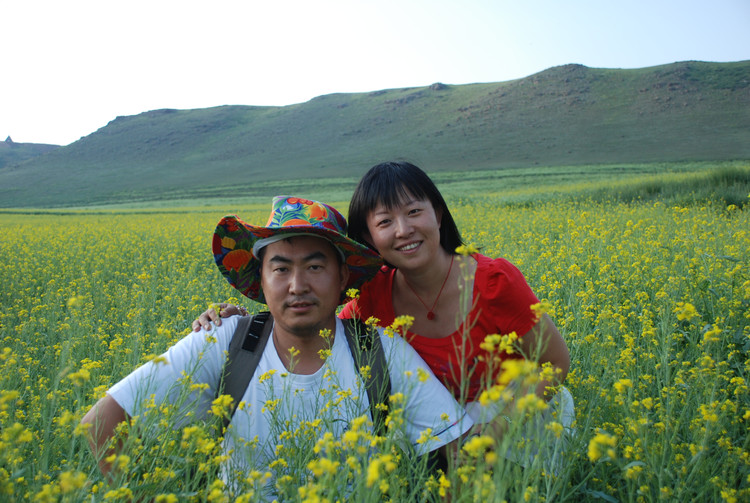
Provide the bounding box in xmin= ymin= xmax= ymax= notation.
xmin=396 ymin=250 xmax=455 ymax=292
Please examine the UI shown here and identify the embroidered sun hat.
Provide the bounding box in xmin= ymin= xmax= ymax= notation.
xmin=213 ymin=195 xmax=383 ymax=303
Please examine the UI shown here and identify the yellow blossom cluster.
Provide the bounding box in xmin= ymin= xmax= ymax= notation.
xmin=1 ymin=174 xmax=749 ymax=501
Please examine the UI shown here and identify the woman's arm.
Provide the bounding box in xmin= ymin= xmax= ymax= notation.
xmin=479 ymin=314 xmax=570 ymax=442
xmin=518 ymin=313 xmax=570 ymax=398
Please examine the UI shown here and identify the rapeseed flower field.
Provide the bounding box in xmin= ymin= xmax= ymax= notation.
xmin=0 ymin=187 xmax=748 ymax=501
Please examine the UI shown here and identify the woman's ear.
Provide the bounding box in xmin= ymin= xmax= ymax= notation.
xmin=362 ymin=230 xmax=375 ymax=248
xmin=434 ymin=206 xmax=443 ymax=229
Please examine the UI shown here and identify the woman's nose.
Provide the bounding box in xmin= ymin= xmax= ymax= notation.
xmin=394 ymin=217 xmax=413 ymax=237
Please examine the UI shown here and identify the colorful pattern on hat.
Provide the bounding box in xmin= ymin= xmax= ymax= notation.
xmin=213 ymin=196 xmax=382 ymax=303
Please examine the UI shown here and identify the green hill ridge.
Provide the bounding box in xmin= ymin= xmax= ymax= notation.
xmin=1 ymin=60 xmax=748 ymax=208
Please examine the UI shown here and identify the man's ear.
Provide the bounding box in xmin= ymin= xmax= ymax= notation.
xmin=339 ymin=263 xmax=351 ymax=292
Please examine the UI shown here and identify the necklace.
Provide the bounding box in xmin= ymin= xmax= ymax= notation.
xmin=402 ymin=255 xmax=454 ymax=321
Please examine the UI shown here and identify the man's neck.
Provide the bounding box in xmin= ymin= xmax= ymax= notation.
xmin=272 ymin=321 xmax=336 ymax=375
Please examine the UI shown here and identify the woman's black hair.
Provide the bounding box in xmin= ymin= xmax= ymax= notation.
xmin=348 ymin=161 xmax=464 ymax=260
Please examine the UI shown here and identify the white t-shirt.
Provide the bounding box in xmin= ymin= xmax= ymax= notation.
xmin=109 ymin=316 xmax=471 ymax=481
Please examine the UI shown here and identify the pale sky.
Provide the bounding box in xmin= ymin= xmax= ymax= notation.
xmin=2 ymin=0 xmax=749 ymax=146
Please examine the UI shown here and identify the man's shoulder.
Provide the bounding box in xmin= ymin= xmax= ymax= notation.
xmin=188 ymin=315 xmax=244 ymax=353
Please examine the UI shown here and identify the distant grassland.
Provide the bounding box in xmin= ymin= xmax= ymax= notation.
xmin=2 ymin=161 xmax=747 ymax=213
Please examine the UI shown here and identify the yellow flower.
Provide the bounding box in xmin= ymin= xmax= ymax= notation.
xmin=455 ymin=243 xmax=478 ymax=255
xmin=614 ymin=378 xmax=633 ymax=394
xmin=674 ymin=301 xmax=699 ymax=321
xmin=58 ymin=471 xmax=87 ymax=493
xmin=359 ymin=365 xmax=371 ymax=380
xmin=530 ymin=300 xmax=554 ymax=320
xmin=67 ymin=295 xmax=85 ymax=309
xmin=103 ymin=487 xmax=134 ymax=500
xmin=480 ymin=332 xmax=518 ymax=355
xmin=588 ymin=432 xmax=617 ymax=462
xmin=148 ymin=354 xmax=169 ymax=365
xmin=391 ymin=315 xmax=414 ymax=334
xmin=262 ymin=398 xmax=281 ymax=413
xmin=210 ymin=394 xmax=234 ymax=417
xmin=416 ymin=428 xmax=435 ymax=444
xmin=318 ymin=328 xmax=333 ymax=343
xmin=105 ymin=454 xmax=131 ymax=471
xmin=307 ymin=457 xmax=340 ymax=477
xmin=546 ymin=421 xmax=564 ymax=438
xmin=524 ymin=486 xmax=537 ymax=502
xmin=259 ymin=369 xmax=277 ymax=383
xmin=365 ymin=316 xmax=381 ymax=327
xmin=366 ymin=453 xmax=397 ymax=488
xmin=516 ymin=393 xmax=548 ymax=414
xmin=438 ymin=472 xmax=451 ymax=497
xmin=702 ymin=324 xmax=722 ymax=343
xmin=497 ymin=359 xmax=539 ymax=386
xmin=462 ymin=434 xmax=494 ymax=457
xmin=66 ymin=368 xmax=91 ymax=386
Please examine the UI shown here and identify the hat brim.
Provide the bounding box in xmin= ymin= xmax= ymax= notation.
xmin=213 ymin=215 xmax=382 ymax=303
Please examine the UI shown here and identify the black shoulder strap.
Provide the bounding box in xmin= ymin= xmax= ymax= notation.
xmin=219 ymin=311 xmax=272 ymax=430
xmin=342 ymin=318 xmax=391 ymax=436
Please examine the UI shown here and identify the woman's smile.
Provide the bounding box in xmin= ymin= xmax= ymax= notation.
xmin=396 ymin=241 xmax=421 ymax=252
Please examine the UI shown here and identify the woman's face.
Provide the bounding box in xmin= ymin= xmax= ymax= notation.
xmin=364 ymin=193 xmax=442 ymax=270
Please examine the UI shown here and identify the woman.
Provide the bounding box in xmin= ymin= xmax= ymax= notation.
xmin=197 ymin=161 xmax=572 ymax=431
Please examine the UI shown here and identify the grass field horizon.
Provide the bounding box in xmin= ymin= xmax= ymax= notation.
xmin=1 ymin=161 xmax=748 ymax=214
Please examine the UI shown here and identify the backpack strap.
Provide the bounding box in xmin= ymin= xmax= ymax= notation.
xmin=342 ymin=318 xmax=391 ymax=436
xmin=219 ymin=311 xmax=272 ymax=430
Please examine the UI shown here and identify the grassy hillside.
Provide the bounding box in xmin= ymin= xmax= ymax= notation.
xmin=1 ymin=60 xmax=748 ymax=208
xmin=0 ymin=138 xmax=58 ymax=169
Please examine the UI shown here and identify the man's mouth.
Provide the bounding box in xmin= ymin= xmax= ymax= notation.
xmin=286 ymin=299 xmax=316 ymax=310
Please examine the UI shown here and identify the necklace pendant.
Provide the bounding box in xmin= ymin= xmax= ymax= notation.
xmin=427 ymin=311 xmax=435 ymax=321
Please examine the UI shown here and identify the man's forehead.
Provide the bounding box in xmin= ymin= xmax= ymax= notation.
xmin=264 ymin=235 xmax=337 ymax=258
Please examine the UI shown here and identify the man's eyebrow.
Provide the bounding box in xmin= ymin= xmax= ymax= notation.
xmin=303 ymin=251 xmax=329 ymax=262
xmin=267 ymin=251 xmax=329 ymax=263
xmin=267 ymin=255 xmax=292 ymax=264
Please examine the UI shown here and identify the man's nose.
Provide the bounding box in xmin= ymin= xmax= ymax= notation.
xmin=288 ymin=268 xmax=311 ymax=294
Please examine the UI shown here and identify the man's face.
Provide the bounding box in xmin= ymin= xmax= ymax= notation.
xmin=260 ymin=235 xmax=349 ymax=340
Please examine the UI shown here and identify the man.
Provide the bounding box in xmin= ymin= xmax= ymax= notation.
xmin=81 ymin=195 xmax=471 ymax=494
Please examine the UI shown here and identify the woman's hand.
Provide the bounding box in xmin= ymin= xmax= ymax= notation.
xmin=191 ymin=303 xmax=245 ymax=331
